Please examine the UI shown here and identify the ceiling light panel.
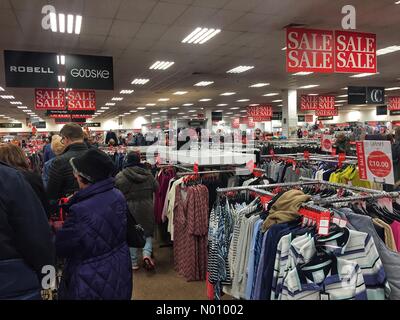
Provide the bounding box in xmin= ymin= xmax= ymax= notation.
xmin=120 ymin=90 xmax=134 ymax=94
xmin=237 ymin=99 xmax=250 ymax=102
xmin=220 ymin=92 xmax=236 ymax=96
xmin=227 ymin=66 xmax=254 ymax=74
xmin=217 ymin=104 xmax=228 ymax=107
xmin=48 ymin=13 xmax=82 ymax=34
xmin=170 ymin=107 xmax=179 ymax=110
xmin=199 ymin=98 xmax=212 ymax=102
xmin=293 ymin=72 xmax=314 ymax=76
xmin=376 ymin=45 xmax=400 ymax=56
xmin=182 ymin=27 xmax=221 ymax=44
xmin=350 ymin=73 xmax=377 ymax=78
xmin=137 ymin=107 xmax=146 ymax=110
xmin=250 ymin=83 xmax=269 ymax=88
xmin=263 ymin=93 xmax=279 ymax=97
xmin=299 ymin=85 xmax=320 ymax=89
xmin=387 ymin=87 xmax=400 ymax=91
xmin=131 ymin=78 xmax=150 ymax=85
xmin=174 ymin=91 xmax=188 ymax=95
xmin=10 ymin=101 xmax=22 ymax=105
xmin=194 ymin=81 xmax=214 ymax=87
xmin=1 ymin=95 xmax=15 ymax=99
xmin=183 ymin=103 xmax=193 ymax=106
xmin=105 ymin=103 xmax=115 ymax=106
xmin=149 ymin=61 xmax=174 ymax=70
xmin=111 ymin=97 xmax=123 ymax=101
xmin=158 ymin=98 xmax=170 ymax=101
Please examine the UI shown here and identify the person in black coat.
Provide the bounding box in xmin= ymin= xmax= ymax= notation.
xmin=105 ymin=130 xmax=118 ymax=145
xmin=0 ymin=161 xmax=55 ymax=299
xmin=0 ymin=143 xmax=51 ymax=219
xmin=47 ymin=124 xmax=88 ymax=206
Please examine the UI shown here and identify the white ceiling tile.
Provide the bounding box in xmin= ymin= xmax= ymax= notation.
xmin=103 ymin=36 xmax=132 ymax=50
xmin=125 ymin=37 xmax=156 ymax=52
xmin=135 ymin=23 xmax=169 ymax=40
xmin=52 ymin=0 xmax=84 ymax=14
xmin=14 ymin=10 xmax=44 ymax=33
xmin=192 ymin=0 xmax=230 ymax=9
xmin=11 ymin=0 xmax=47 ymax=11
xmin=117 ymin=0 xmax=158 ymax=22
xmin=0 ymin=9 xmax=19 ymax=27
xmin=223 ymin=0 xmax=261 ymax=12
xmin=80 ymin=17 xmax=113 ymax=36
xmin=109 ymin=20 xmax=142 ymax=38
xmin=83 ymin=0 xmax=121 ymax=18
xmin=174 ymin=6 xmax=219 ymax=27
xmin=146 ymin=2 xmax=189 ymax=25
xmin=205 ymin=9 xmax=244 ymax=28
xmin=161 ymin=0 xmax=194 ymax=5
xmin=78 ymin=34 xmax=106 ymax=50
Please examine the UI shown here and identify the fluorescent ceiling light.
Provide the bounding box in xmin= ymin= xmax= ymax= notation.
xmin=199 ymin=98 xmax=212 ymax=102
xmin=250 ymin=83 xmax=269 ymax=88
xmin=58 ymin=75 xmax=65 ymax=83
xmin=177 ymin=112 xmax=185 ymax=115
xmin=58 ymin=13 xmax=65 ymax=33
xmin=230 ymin=107 xmax=239 ymax=110
xmin=160 ymin=110 xmax=168 ymax=113
xmin=240 ymin=109 xmax=248 ymax=112
xmin=111 ymin=97 xmax=123 ymax=101
xmin=50 ymin=12 xmax=57 ymax=32
xmin=220 ymin=92 xmax=236 ymax=96
xmin=10 ymin=101 xmax=22 ymax=105
xmin=23 ymin=110 xmax=30 ymax=112
xmin=336 ymin=100 xmax=347 ymax=103
xmin=170 ymin=107 xmax=179 ymax=110
xmin=376 ymin=45 xmax=400 ymax=56
xmin=123 ymin=112 xmax=130 ymax=115
xmin=152 ymin=112 xmax=159 ymax=115
xmin=386 ymin=87 xmax=400 ymax=91
xmin=101 ymin=107 xmax=110 ymax=110
xmin=350 ymin=73 xmax=377 ymax=78
xmin=17 ymin=106 xmax=27 ymax=109
xmin=335 ymin=104 xmax=343 ymax=107
xmin=98 ymin=110 xmax=105 ymax=113
xmin=188 ymin=110 xmax=196 ymax=113
xmin=341 ymin=87 xmax=348 ymax=90
xmin=174 ymin=91 xmax=188 ymax=95
xmin=130 ymin=110 xmax=137 ymax=113
xmin=226 ymin=112 xmax=233 ymax=115
xmin=158 ymin=98 xmax=170 ymax=101
xmin=249 ymin=104 xmax=259 ymax=107
xmin=293 ymin=72 xmax=314 ymax=76
xmin=120 ymin=90 xmax=134 ymax=94
xmin=282 ymin=47 xmax=287 ymax=51
xmin=217 ymin=104 xmax=228 ymax=107
xmin=308 ymin=94 xmax=319 ymax=96
xmin=272 ymin=99 xmax=283 ymax=102
xmin=1 ymin=95 xmax=14 ymax=99
xmin=263 ymin=93 xmax=279 ymax=97
xmin=75 ymin=15 xmax=82 ymax=34
xmin=337 ymin=94 xmax=348 ymax=98
xmin=149 ymin=61 xmax=174 ymax=70
xmin=194 ymin=81 xmax=214 ymax=87
xmin=299 ymin=85 xmax=320 ymax=89
xmin=227 ymin=66 xmax=254 ymax=74
xmin=183 ymin=103 xmax=193 ymax=106
xmin=0 ymin=87 xmax=4 ymax=91
xmin=237 ymin=99 xmax=250 ymax=102
xmin=137 ymin=107 xmax=146 ymax=110
xmin=146 ymin=103 xmax=156 ymax=106
xmin=57 ymin=55 xmax=65 ymax=65
xmin=182 ymin=27 xmax=221 ymax=44
xmin=105 ymin=103 xmax=115 ymax=106
xmin=67 ymin=14 xmax=74 ymax=34
xmin=131 ymin=78 xmax=149 ymax=85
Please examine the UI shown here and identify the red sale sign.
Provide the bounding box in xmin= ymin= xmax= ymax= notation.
xmin=321 ymin=135 xmax=333 ymax=152
xmin=286 ymin=28 xmax=334 ymax=73
xmin=356 ymin=140 xmax=394 ymax=184
xmin=35 ymin=89 xmax=66 ymax=110
xmin=388 ymin=97 xmax=400 ymax=111
xmin=247 ymin=105 xmax=272 ymax=122
xmin=247 ymin=117 xmax=255 ymax=128
xmin=231 ymin=118 xmax=240 ymax=129
xmin=305 ymin=115 xmax=314 ymax=123
xmin=335 ymin=30 xmax=377 ymax=74
xmin=67 ymin=90 xmax=96 ymax=111
xmin=315 ymin=108 xmax=338 ymax=117
xmin=318 ymin=95 xmax=335 ymax=110
xmin=300 ymin=95 xmax=319 ymax=110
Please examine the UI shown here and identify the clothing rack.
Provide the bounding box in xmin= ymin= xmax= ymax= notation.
xmin=312 ymin=192 xmax=400 ymax=206
xmin=261 ymin=153 xmax=358 ymax=165
xmin=300 ymin=177 xmax=383 ymax=194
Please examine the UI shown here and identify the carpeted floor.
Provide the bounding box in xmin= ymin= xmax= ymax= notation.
xmin=132 ymin=244 xmax=208 ymax=300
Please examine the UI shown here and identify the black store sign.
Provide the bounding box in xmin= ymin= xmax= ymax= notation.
xmin=272 ymin=112 xmax=282 ymax=121
xmin=46 ymin=110 xmax=95 ymax=116
xmin=4 ymin=50 xmax=58 ymax=88
xmin=348 ymin=86 xmax=385 ymax=105
xmin=318 ymin=116 xmax=333 ymax=121
xmin=390 ymin=110 xmax=400 ymax=116
xmin=298 ymin=115 xmax=305 ymax=122
xmin=0 ymin=123 xmax=22 ymax=128
xmin=83 ymin=122 xmax=101 ymax=127
xmin=66 ymin=54 xmax=114 ymax=90
xmin=32 ymin=121 xmax=46 ymax=129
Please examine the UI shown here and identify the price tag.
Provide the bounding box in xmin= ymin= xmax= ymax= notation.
xmin=318 ymin=212 xmax=331 ymax=235
xmin=194 ymin=161 xmax=199 ymax=174
xmin=304 ymin=150 xmax=310 ymax=160
xmin=338 ymin=153 xmax=346 ymax=167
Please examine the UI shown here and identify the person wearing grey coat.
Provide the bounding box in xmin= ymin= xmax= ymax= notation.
xmin=115 ymin=152 xmax=159 ymax=271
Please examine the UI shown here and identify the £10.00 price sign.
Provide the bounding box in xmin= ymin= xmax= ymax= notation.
xmin=356 ymin=140 xmax=394 ymax=185
xmin=321 ymin=135 xmax=334 ymax=153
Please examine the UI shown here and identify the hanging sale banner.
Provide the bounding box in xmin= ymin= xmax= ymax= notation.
xmin=35 ymin=89 xmax=66 ymax=110
xmin=321 ymin=135 xmax=334 ymax=152
xmin=247 ymin=105 xmax=272 ymax=122
xmin=356 ymin=140 xmax=394 ymax=185
xmin=305 ymin=114 xmax=314 ymax=122
xmin=335 ymin=30 xmax=377 ymax=74
xmin=231 ymin=118 xmax=240 ymax=129
xmin=300 ymin=95 xmax=319 ymax=110
xmin=388 ymin=97 xmax=400 ymax=111
xmin=286 ymin=28 xmax=334 ymax=73
xmin=315 ymin=108 xmax=338 ymax=117
xmin=247 ymin=117 xmax=255 ymax=128
xmin=318 ymin=95 xmax=335 ymax=110
xmin=239 ymin=117 xmax=248 ymax=125
xmin=67 ymin=90 xmax=96 ymax=111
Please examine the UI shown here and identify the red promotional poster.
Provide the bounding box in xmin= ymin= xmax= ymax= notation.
xmin=239 ymin=117 xmax=248 ymax=125
xmin=35 ymin=89 xmax=66 ymax=110
xmin=315 ymin=108 xmax=338 ymax=117
xmin=305 ymin=114 xmax=314 ymax=122
xmin=286 ymin=27 xmax=334 ymax=73
xmin=388 ymin=97 xmax=400 ymax=111
xmin=231 ymin=118 xmax=240 ymax=129
xmin=247 ymin=105 xmax=272 ymax=122
xmin=71 ymin=114 xmax=93 ymax=119
xmin=338 ymin=153 xmax=346 ymax=167
xmin=318 ymin=95 xmax=335 ymax=110
xmin=300 ymin=95 xmax=319 ymax=110
xmin=247 ymin=117 xmax=255 ymax=128
xmin=321 ymin=135 xmax=333 ymax=152
xmin=335 ymin=30 xmax=377 ymax=73
xmin=50 ymin=114 xmax=71 ymax=119
xmin=356 ymin=141 xmax=368 ymax=180
xmin=67 ymin=90 xmax=96 ymax=111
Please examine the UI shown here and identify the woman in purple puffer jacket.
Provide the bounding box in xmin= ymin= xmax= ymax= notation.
xmin=55 ymin=149 xmax=132 ymax=300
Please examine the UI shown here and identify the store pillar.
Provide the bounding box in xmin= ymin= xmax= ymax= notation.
xmin=282 ymin=89 xmax=298 ymax=138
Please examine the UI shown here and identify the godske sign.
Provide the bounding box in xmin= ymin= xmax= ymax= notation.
xmin=286 ymin=28 xmax=377 ymax=74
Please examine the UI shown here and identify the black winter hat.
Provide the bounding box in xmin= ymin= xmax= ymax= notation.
xmin=70 ymin=149 xmax=115 ymax=183
xmin=124 ymin=151 xmax=141 ymax=168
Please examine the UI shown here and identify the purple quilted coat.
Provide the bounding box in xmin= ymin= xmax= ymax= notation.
xmin=55 ymin=178 xmax=132 ymax=300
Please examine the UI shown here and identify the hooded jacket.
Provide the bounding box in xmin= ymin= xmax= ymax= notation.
xmin=115 ymin=166 xmax=159 ymax=237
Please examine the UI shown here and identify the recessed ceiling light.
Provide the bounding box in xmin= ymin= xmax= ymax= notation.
xmin=337 ymin=94 xmax=348 ymax=98
xmin=152 ymin=112 xmax=159 ymax=115
xmin=57 ymin=55 xmax=65 ymax=65
xmin=160 ymin=110 xmax=168 ymax=113
xmin=98 ymin=110 xmax=105 ymax=113
xmin=177 ymin=112 xmax=185 ymax=115
xmin=386 ymin=87 xmax=400 ymax=91
xmin=350 ymin=73 xmax=378 ymax=78
xmin=111 ymin=97 xmax=123 ymax=101
xmin=158 ymin=98 xmax=170 ymax=102
xmin=249 ymin=104 xmax=260 ymax=107
xmin=293 ymin=72 xmax=314 ymax=76
xmin=183 ymin=103 xmax=193 ymax=106
xmin=214 ymin=110 xmax=223 ymax=112
xmin=188 ymin=110 xmax=196 ymax=113
xmin=1 ymin=95 xmax=15 ymax=99
xmin=263 ymin=93 xmax=279 ymax=97
xmin=299 ymin=85 xmax=320 ymax=89
xmin=174 ymin=91 xmax=188 ymax=95
xmin=336 ymin=100 xmax=347 ymax=103
xmin=217 ymin=104 xmax=228 ymax=107
xmin=335 ymin=104 xmax=343 ymax=107
xmin=124 ymin=112 xmax=130 ymax=115
xmin=17 ymin=106 xmax=27 ymax=109
xmin=170 ymin=107 xmax=179 ymax=110
xmin=105 ymin=103 xmax=115 ymax=106
xmin=48 ymin=13 xmax=82 ymax=34
xmin=57 ymin=75 xmax=65 ymax=83
xmin=341 ymin=87 xmax=348 ymax=90
xmin=101 ymin=107 xmax=110 ymax=110
xmin=240 ymin=109 xmax=248 ymax=112
xmin=144 ymin=115 xmax=151 ymax=117
xmin=199 ymin=98 xmax=212 ymax=102
xmin=10 ymin=101 xmax=22 ymax=105
xmin=226 ymin=112 xmax=233 ymax=115
xmin=376 ymin=45 xmax=400 ymax=56
xmin=227 ymin=66 xmax=254 ymax=74
xmin=130 ymin=110 xmax=137 ymax=113
xmin=137 ymin=107 xmax=146 ymax=110
xmin=230 ymin=107 xmax=239 ymax=110
xmin=149 ymin=61 xmax=174 ymax=70
xmin=272 ymin=99 xmax=283 ymax=102
xmin=220 ymin=92 xmax=236 ymax=96
xmin=282 ymin=47 xmax=287 ymax=51
xmin=131 ymin=78 xmax=150 ymax=85
xmin=194 ymin=81 xmax=214 ymax=87
xmin=23 ymin=110 xmax=30 ymax=113
xmin=120 ymin=89 xmax=134 ymax=94
xmin=237 ymin=99 xmax=250 ymax=102
xmin=182 ymin=27 xmax=221 ymax=44
xmin=250 ymin=83 xmax=269 ymax=88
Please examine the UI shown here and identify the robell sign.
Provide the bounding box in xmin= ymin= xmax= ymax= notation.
xmin=286 ymin=28 xmax=376 ymax=74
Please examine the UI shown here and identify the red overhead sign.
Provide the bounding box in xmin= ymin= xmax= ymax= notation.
xmin=305 ymin=114 xmax=314 ymax=123
xmin=35 ymin=89 xmax=66 ymax=110
xmin=287 ymin=28 xmax=334 ymax=73
xmin=335 ymin=30 xmax=377 ymax=74
xmin=388 ymin=97 xmax=400 ymax=111
xmin=67 ymin=90 xmax=96 ymax=111
xmin=318 ymin=95 xmax=335 ymax=110
xmin=286 ymin=28 xmax=377 ymax=74
xmin=247 ymin=117 xmax=255 ymax=128
xmin=300 ymin=95 xmax=335 ymax=111
xmin=247 ymin=105 xmax=272 ymax=122
xmin=315 ymin=108 xmax=338 ymax=117
xmin=231 ymin=118 xmax=240 ymax=129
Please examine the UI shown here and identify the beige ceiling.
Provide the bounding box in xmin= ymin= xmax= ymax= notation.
xmin=0 ymin=0 xmax=399 ymax=122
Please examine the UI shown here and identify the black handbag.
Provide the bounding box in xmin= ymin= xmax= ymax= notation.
xmin=126 ymin=209 xmax=146 ymax=248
